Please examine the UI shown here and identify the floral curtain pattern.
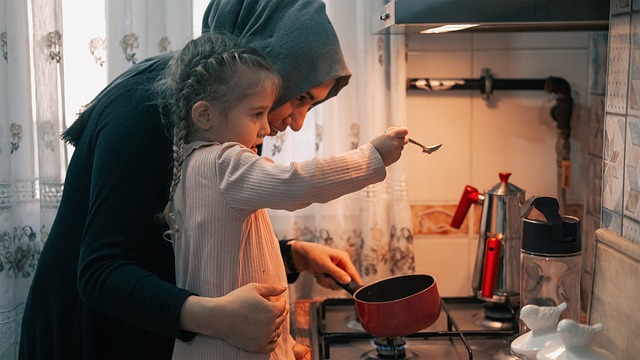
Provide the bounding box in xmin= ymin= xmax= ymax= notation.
xmin=264 ymin=0 xmax=413 ymax=299
xmin=0 ymin=1 xmax=65 ymax=358
xmin=0 ymin=1 xmax=193 ymax=358
xmin=105 ymin=0 xmax=193 ymax=81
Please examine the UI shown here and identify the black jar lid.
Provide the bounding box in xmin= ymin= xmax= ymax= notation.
xmin=521 ymin=197 xmax=581 ymax=256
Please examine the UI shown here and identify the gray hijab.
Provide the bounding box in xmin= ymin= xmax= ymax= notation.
xmin=202 ymin=0 xmax=351 ymax=108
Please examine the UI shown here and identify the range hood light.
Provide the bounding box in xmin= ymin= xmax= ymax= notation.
xmin=375 ymin=0 xmax=609 ymax=34
xmin=420 ymin=24 xmax=480 ymax=34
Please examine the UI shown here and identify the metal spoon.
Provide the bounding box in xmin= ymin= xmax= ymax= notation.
xmin=408 ymin=138 xmax=442 ymax=154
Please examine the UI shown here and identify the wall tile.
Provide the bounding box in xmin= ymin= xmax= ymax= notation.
xmin=406 ymin=52 xmax=473 ymax=202
xmin=406 ymin=52 xmax=473 ymax=77
xmin=473 ymin=49 xmax=589 ymax=80
xmin=411 ymin=204 xmax=461 ymax=235
xmin=411 ymin=203 xmax=482 ymax=236
xmin=580 ymin=213 xmax=600 ymax=314
xmin=587 ymin=155 xmax=604 ymax=217
xmin=470 ymin=49 xmax=588 ymax=203
xmin=405 ymin=93 xmax=473 ymax=201
xmin=623 ymin=215 xmax=640 ymax=242
xmin=624 ymin=116 xmax=640 ymax=221
xmin=583 ymin=30 xmax=606 ymax=315
xmin=413 ymin=236 xmax=473 ymax=297
xmin=589 ymin=32 xmax=609 ymax=96
xmin=468 ymin=237 xmax=479 ymax=288
xmin=587 ymin=95 xmax=606 ymax=156
xmin=629 ymin=12 xmax=640 ymax=116
xmin=473 ymin=32 xmax=589 ymax=50
xmin=602 ymin=207 xmax=623 ymax=234
xmin=606 ymin=15 xmax=631 ymax=115
xmin=603 ymin=114 xmax=625 ymax=215
xmin=565 ymin=204 xmax=584 ymax=218
xmin=407 ymin=33 xmax=473 ymax=52
xmin=611 ymin=0 xmax=632 ymax=14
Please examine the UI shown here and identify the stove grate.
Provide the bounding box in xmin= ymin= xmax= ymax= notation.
xmin=316 ymin=297 xmax=518 ymax=360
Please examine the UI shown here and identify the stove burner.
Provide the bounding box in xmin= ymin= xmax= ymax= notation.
xmin=372 ymin=337 xmax=407 ymax=359
xmin=362 ymin=350 xmax=419 ymax=360
xmin=477 ymin=302 xmax=516 ymax=330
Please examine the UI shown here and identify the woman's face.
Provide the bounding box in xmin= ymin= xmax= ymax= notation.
xmin=267 ymin=78 xmax=336 ymax=136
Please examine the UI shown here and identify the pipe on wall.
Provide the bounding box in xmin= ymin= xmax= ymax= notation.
xmin=407 ymin=68 xmax=573 ymax=213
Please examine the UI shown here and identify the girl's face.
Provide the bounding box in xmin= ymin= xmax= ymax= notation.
xmin=209 ymin=82 xmax=278 ymax=153
xmin=267 ymin=78 xmax=336 ymax=136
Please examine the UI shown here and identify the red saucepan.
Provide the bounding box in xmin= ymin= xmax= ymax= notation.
xmin=334 ymin=274 xmax=441 ymax=338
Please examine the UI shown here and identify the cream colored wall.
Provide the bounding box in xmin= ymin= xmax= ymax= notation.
xmin=405 ymin=32 xmax=593 ymax=297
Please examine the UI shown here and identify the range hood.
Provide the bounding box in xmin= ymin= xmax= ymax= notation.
xmin=374 ymin=0 xmax=610 ymax=34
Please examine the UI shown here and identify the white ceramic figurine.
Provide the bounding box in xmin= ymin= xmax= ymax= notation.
xmin=536 ymin=319 xmax=615 ymax=360
xmin=510 ymin=302 xmax=567 ymax=359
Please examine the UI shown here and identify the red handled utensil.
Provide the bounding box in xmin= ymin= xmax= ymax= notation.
xmin=481 ymin=234 xmax=503 ymax=298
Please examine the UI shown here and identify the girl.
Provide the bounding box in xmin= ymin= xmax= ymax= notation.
xmin=158 ymin=33 xmax=408 ymax=359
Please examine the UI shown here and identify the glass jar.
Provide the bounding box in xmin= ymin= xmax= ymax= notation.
xmin=520 ymin=197 xmax=581 ymax=333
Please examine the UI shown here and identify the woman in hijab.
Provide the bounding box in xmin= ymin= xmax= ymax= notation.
xmin=19 ymin=0 xmax=359 ymax=358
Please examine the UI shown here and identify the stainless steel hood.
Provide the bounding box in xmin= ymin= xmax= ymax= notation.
xmin=374 ymin=0 xmax=610 ymax=34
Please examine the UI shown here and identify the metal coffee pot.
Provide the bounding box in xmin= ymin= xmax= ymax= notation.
xmin=450 ymin=172 xmax=527 ymax=304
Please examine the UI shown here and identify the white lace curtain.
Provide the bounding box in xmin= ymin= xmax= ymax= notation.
xmin=0 ymin=1 xmax=193 ymax=358
xmin=0 ymin=1 xmax=65 ymax=358
xmin=264 ymin=0 xmax=413 ymax=299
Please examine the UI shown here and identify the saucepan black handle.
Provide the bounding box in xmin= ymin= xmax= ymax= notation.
xmin=327 ymin=274 xmax=363 ymax=295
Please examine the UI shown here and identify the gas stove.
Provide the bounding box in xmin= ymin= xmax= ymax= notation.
xmin=310 ymin=297 xmax=520 ymax=360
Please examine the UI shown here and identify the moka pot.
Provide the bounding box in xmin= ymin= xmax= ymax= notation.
xmin=451 ymin=172 xmax=526 ymax=304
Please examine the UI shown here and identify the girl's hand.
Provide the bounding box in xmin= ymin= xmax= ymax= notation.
xmin=370 ymin=126 xmax=409 ymax=166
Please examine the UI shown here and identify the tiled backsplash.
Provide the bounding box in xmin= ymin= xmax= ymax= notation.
xmin=602 ymin=3 xmax=640 ymax=242
xmin=592 ymin=1 xmax=640 ymax=354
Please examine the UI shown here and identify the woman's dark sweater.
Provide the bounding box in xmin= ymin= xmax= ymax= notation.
xmin=19 ymin=55 xmax=195 ymax=359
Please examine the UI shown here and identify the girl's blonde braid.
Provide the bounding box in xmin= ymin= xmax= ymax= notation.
xmin=162 ymin=75 xmax=192 ymax=240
